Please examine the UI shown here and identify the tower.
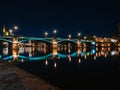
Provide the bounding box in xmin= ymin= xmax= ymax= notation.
xmin=2 ymin=25 xmax=9 ymax=36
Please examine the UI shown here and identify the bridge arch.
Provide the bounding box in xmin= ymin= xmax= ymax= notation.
xmin=0 ymin=38 xmax=13 ymax=43
xmin=19 ymin=38 xmax=53 ymax=44
xmin=57 ymin=39 xmax=77 ymax=44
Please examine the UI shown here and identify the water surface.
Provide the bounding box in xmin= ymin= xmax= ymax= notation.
xmin=0 ymin=46 xmax=120 ymax=89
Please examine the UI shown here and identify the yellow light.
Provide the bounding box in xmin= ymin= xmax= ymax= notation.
xmin=53 ymin=48 xmax=57 ymax=58
xmin=118 ymin=43 xmax=120 ymax=46
xmin=12 ymin=50 xmax=18 ymax=61
xmin=93 ymin=35 xmax=96 ymax=38
xmin=96 ymin=48 xmax=98 ymax=51
xmin=3 ymin=25 xmax=6 ymax=33
xmin=118 ymin=47 xmax=120 ymax=52
xmin=5 ymin=32 xmax=9 ymax=36
xmin=96 ymin=44 xmax=98 ymax=47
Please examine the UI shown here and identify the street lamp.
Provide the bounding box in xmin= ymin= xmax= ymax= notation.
xmin=13 ymin=25 xmax=19 ymax=36
xmin=44 ymin=32 xmax=48 ymax=38
xmin=78 ymin=33 xmax=81 ymax=37
xmin=9 ymin=29 xmax=13 ymax=36
xmin=53 ymin=29 xmax=57 ymax=39
xmin=68 ymin=34 xmax=71 ymax=40
xmin=77 ymin=33 xmax=81 ymax=40
xmin=14 ymin=26 xmax=18 ymax=30
xmin=53 ymin=30 xmax=57 ymax=34
xmin=84 ymin=36 xmax=87 ymax=39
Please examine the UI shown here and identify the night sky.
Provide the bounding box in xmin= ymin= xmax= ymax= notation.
xmin=0 ymin=0 xmax=120 ymax=38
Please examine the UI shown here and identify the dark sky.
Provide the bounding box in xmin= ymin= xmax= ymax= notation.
xmin=0 ymin=0 xmax=120 ymax=37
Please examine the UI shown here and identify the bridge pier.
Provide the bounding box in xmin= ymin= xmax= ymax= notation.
xmin=12 ymin=37 xmax=19 ymax=49
xmin=52 ymin=38 xmax=57 ymax=49
xmin=77 ymin=40 xmax=81 ymax=48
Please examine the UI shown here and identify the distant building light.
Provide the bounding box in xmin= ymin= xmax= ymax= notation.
xmin=111 ymin=39 xmax=118 ymax=43
xmin=111 ymin=51 xmax=118 ymax=56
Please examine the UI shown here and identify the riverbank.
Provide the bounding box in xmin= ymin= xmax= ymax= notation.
xmin=0 ymin=60 xmax=60 ymax=90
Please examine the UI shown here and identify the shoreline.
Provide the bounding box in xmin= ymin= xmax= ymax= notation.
xmin=0 ymin=60 xmax=60 ymax=90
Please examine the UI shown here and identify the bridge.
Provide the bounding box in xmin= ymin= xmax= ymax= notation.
xmin=0 ymin=36 xmax=119 ymax=49
xmin=0 ymin=36 xmax=95 ymax=43
xmin=0 ymin=36 xmax=96 ymax=49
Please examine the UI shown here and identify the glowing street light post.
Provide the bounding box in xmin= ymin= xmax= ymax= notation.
xmin=77 ymin=33 xmax=81 ymax=40
xmin=68 ymin=34 xmax=71 ymax=40
xmin=12 ymin=25 xmax=19 ymax=49
xmin=53 ymin=29 xmax=58 ymax=48
xmin=77 ymin=33 xmax=81 ymax=47
xmin=9 ymin=26 xmax=19 ymax=36
xmin=78 ymin=33 xmax=81 ymax=37
xmin=14 ymin=26 xmax=18 ymax=30
xmin=13 ymin=26 xmax=18 ymax=36
xmin=53 ymin=30 xmax=57 ymax=34
xmin=53 ymin=29 xmax=57 ymax=38
xmin=9 ymin=29 xmax=13 ymax=36
xmin=44 ymin=32 xmax=48 ymax=38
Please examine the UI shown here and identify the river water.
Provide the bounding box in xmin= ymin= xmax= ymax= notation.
xmin=0 ymin=46 xmax=120 ymax=89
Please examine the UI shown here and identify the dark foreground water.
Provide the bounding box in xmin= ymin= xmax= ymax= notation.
xmin=0 ymin=47 xmax=120 ymax=89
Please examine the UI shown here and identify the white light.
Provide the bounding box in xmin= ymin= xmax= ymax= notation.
xmin=45 ymin=32 xmax=48 ymax=36
xmin=53 ymin=30 xmax=57 ymax=34
xmin=79 ymin=58 xmax=81 ymax=63
xmin=84 ymin=36 xmax=86 ymax=39
xmin=22 ymin=59 xmax=24 ymax=62
xmin=9 ymin=29 xmax=13 ymax=33
xmin=111 ymin=51 xmax=118 ymax=56
xmin=93 ymin=36 xmax=96 ymax=38
xmin=92 ymin=42 xmax=96 ymax=45
xmin=54 ymin=62 xmax=57 ymax=68
xmin=92 ymin=49 xmax=96 ymax=54
xmin=105 ymin=54 xmax=107 ymax=58
xmin=94 ymin=56 xmax=96 ymax=60
xmin=85 ymin=55 xmax=87 ymax=59
xmin=78 ymin=33 xmax=81 ymax=36
xmin=111 ymin=39 xmax=118 ymax=43
xmin=14 ymin=26 xmax=18 ymax=30
xmin=45 ymin=60 xmax=48 ymax=66
xmin=68 ymin=34 xmax=71 ymax=38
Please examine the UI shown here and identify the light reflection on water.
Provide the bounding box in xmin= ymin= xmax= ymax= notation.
xmin=1 ymin=46 xmax=120 ymax=89
xmin=0 ymin=47 xmax=120 ymax=63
